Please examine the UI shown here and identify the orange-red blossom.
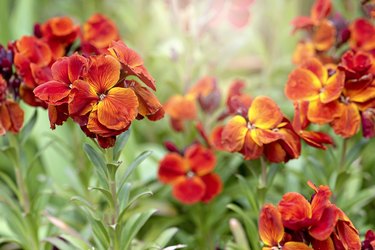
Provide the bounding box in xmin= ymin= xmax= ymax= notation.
xmin=259 ymin=181 xmax=361 ymax=249
xmin=218 ymin=96 xmax=300 ymax=163
xmin=158 ymin=143 xmax=222 ymax=204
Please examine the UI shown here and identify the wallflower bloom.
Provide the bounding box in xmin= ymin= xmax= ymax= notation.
xmin=38 ymin=16 xmax=79 ymax=59
xmin=258 ymin=181 xmax=361 ymax=249
xmin=33 ymin=53 xmax=87 ymax=128
xmin=13 ymin=36 xmax=53 ymax=107
xmin=0 ymin=75 xmax=24 ymax=135
xmin=158 ymin=143 xmax=222 ymax=204
xmin=291 ymin=0 xmax=332 ymax=31
xmin=164 ymin=94 xmax=197 ymax=132
xmin=292 ymin=101 xmax=334 ymax=149
xmin=81 ymin=14 xmax=120 ymax=55
xmin=66 ymin=54 xmax=138 ymax=148
xmin=362 ymin=230 xmax=375 ymax=250
xmin=187 ymin=76 xmax=221 ymax=113
xmin=221 ymin=96 xmax=300 ymax=162
xmin=258 ymin=204 xmax=312 ymax=250
xmin=349 ymin=18 xmax=375 ymax=52
xmin=285 ymin=57 xmax=345 ymax=124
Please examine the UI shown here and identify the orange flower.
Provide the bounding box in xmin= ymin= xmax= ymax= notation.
xmin=292 ymin=42 xmax=316 ymax=65
xmin=221 ymin=96 xmax=300 ymax=162
xmin=164 ymin=94 xmax=197 ymax=131
xmin=39 ymin=16 xmax=79 ymax=59
xmin=292 ymin=101 xmax=334 ymax=149
xmin=349 ymin=18 xmax=375 ymax=52
xmin=330 ymin=50 xmax=375 ymax=138
xmin=158 ymin=143 xmax=222 ymax=204
xmin=0 ymin=75 xmax=24 ymax=135
xmin=285 ymin=57 xmax=345 ymax=124
xmin=187 ymin=76 xmax=221 ymax=113
xmin=34 ymin=53 xmax=88 ymax=128
xmin=68 ymin=54 xmax=138 ymax=143
xmin=291 ymin=0 xmax=332 ymax=31
xmin=312 ymin=20 xmax=336 ymax=51
xmin=258 ymin=204 xmax=312 ymax=250
xmin=82 ymin=14 xmax=120 ymax=55
xmin=13 ymin=36 xmax=53 ymax=107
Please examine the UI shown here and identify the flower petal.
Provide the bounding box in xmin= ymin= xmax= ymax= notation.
xmin=172 ymin=176 xmax=205 ymax=204
xmin=283 ymin=242 xmax=313 ymax=250
xmin=33 ymin=80 xmax=70 ymax=105
xmin=51 ymin=57 xmax=70 ymax=83
xmin=299 ymin=130 xmax=334 ymax=149
xmin=222 ymin=115 xmax=247 ymax=152
xmin=86 ymin=55 xmax=121 ymax=93
xmin=68 ymin=53 xmax=88 ymax=83
xmin=185 ymin=144 xmax=216 ymax=176
xmin=164 ymin=95 xmax=197 ymax=120
xmin=251 ymin=128 xmax=283 ymax=146
xmin=97 ymin=87 xmax=138 ymax=130
xmin=331 ymin=103 xmax=360 ymax=138
xmin=285 ymin=68 xmax=321 ymax=101
xmin=87 ymin=108 xmax=129 ymax=137
xmin=240 ymin=130 xmax=263 ymax=160
xmin=263 ymin=142 xmax=287 ymax=163
xmin=200 ymin=173 xmax=223 ymax=203
xmin=258 ymin=204 xmax=284 ymax=247
xmin=278 ymin=192 xmax=312 ymax=231
xmin=320 ymin=70 xmax=344 ymax=103
xmin=307 ymin=99 xmax=340 ymax=124
xmin=309 ymin=205 xmax=339 ymax=241
xmin=300 ymin=57 xmax=328 ymax=83
xmin=336 ymin=220 xmax=361 ymax=250
xmin=249 ymin=96 xmax=283 ymax=129
xmin=312 ymin=20 xmax=336 ymax=51
xmin=311 ymin=238 xmax=335 ymax=250
xmin=0 ymin=101 xmax=24 ymax=134
xmin=158 ymin=153 xmax=188 ymax=184
xmin=69 ymin=80 xmax=98 ymax=116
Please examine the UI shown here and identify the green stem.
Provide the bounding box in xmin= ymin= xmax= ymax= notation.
xmin=196 ymin=204 xmax=214 ymax=250
xmin=260 ymin=157 xmax=267 ymax=188
xmin=14 ymin=166 xmax=30 ymax=213
xmin=339 ymin=138 xmax=348 ymax=172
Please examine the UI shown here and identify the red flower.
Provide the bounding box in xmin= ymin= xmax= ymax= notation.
xmin=82 ymin=14 xmax=120 ymax=55
xmin=158 ymin=143 xmax=222 ymax=204
xmin=0 ymin=75 xmax=24 ymax=135
xmin=39 ymin=16 xmax=79 ymax=59
xmin=13 ymin=36 xmax=53 ymax=107
xmin=68 ymin=54 xmax=138 ymax=143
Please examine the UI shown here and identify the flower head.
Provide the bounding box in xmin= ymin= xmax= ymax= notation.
xmin=158 ymin=143 xmax=222 ymax=204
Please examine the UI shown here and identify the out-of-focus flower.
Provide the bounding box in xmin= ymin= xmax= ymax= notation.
xmin=285 ymin=57 xmax=344 ymax=124
xmin=292 ymin=101 xmax=334 ymax=149
xmin=158 ymin=143 xmax=222 ymax=204
xmin=292 ymin=42 xmax=316 ymax=65
xmin=362 ymin=230 xmax=375 ymax=250
xmin=164 ymin=94 xmax=197 ymax=132
xmin=349 ymin=18 xmax=375 ymax=52
xmin=258 ymin=181 xmax=361 ymax=249
xmin=0 ymin=75 xmax=24 ymax=135
xmin=37 ymin=16 xmax=79 ymax=59
xmin=187 ymin=76 xmax=221 ymax=114
xmin=312 ymin=20 xmax=336 ymax=52
xmin=13 ymin=36 xmax=53 ymax=107
xmin=220 ymin=96 xmax=300 ymax=162
xmin=291 ymin=0 xmax=332 ymax=31
xmin=81 ymin=13 xmax=120 ymax=55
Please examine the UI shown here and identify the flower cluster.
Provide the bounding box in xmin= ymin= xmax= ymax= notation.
xmin=158 ymin=143 xmax=222 ymax=204
xmin=287 ymin=0 xmax=375 ymax=139
xmin=259 ymin=181 xmax=361 ymax=250
xmin=1 ymin=14 xmax=163 ymax=147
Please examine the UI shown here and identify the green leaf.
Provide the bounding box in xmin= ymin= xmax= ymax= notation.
xmin=60 ymin=234 xmax=92 ymax=250
xmin=83 ymin=143 xmax=108 ymax=185
xmin=44 ymin=237 xmax=74 ymax=250
xmin=88 ymin=186 xmax=114 ymax=208
xmin=10 ymin=0 xmax=35 ymax=38
xmin=120 ymin=209 xmax=157 ymax=249
xmin=237 ymin=175 xmax=258 ymax=213
xmin=71 ymin=196 xmax=99 ymax=220
xmin=153 ymin=227 xmax=178 ymax=248
xmin=227 ymin=204 xmax=260 ymax=250
xmin=20 ymin=110 xmax=38 ymax=145
xmin=0 ymin=171 xmax=20 ymax=198
xmin=116 ymin=150 xmax=152 ymax=192
xmin=88 ymin=217 xmax=110 ymax=249
xmin=118 ymin=190 xmax=153 ymax=223
xmin=118 ymin=182 xmax=131 ymax=212
xmin=113 ymin=128 xmax=131 ymax=161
